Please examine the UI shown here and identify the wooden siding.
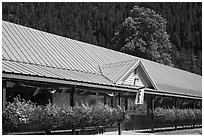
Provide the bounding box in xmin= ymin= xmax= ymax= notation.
xmin=123 ymin=65 xmax=152 ymax=88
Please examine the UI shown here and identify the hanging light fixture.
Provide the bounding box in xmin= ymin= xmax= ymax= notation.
xmin=33 ymin=87 xmax=41 ymax=96
xmin=49 ymin=89 xmax=57 ymax=94
xmin=106 ymin=92 xmax=118 ymax=97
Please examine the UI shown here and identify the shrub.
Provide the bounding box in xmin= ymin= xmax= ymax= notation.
xmin=2 ymin=97 xmax=64 ymax=133
xmin=72 ymin=102 xmax=93 ymax=128
xmin=194 ymin=109 xmax=202 ymax=124
xmin=154 ymin=107 xmax=176 ymax=124
xmin=3 ymin=97 xmax=126 ymax=134
xmin=175 ymin=109 xmax=186 ymax=123
xmin=90 ymin=103 xmax=110 ymax=126
xmin=2 ymin=97 xmax=37 ymax=133
xmin=154 ymin=107 xmax=202 ymax=125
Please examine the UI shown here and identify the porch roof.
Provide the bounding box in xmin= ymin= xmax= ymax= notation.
xmin=2 ymin=21 xmax=202 ymax=98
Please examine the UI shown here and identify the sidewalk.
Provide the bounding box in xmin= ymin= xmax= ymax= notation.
xmin=98 ymin=130 xmax=152 ymax=135
xmin=98 ymin=127 xmax=202 ymax=135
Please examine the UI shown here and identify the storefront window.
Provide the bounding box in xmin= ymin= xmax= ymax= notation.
xmin=128 ymin=98 xmax=147 ymax=115
xmin=74 ymin=94 xmax=104 ymax=106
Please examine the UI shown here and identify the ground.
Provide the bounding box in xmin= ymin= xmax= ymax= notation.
xmin=100 ymin=128 xmax=202 ymax=135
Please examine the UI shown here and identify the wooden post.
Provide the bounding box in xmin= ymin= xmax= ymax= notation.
xmin=71 ymin=86 xmax=76 ymax=135
xmin=118 ymin=92 xmax=121 ymax=135
xmin=104 ymin=95 xmax=106 ymax=105
xmin=175 ymin=97 xmax=177 ymax=130
xmin=2 ymin=81 xmax=6 ymax=110
xmin=193 ymin=100 xmax=196 ymax=128
xmin=150 ymin=95 xmax=154 ymax=133
xmin=125 ymin=98 xmax=128 ymax=110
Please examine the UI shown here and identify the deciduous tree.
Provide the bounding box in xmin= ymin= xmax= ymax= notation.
xmin=112 ymin=6 xmax=173 ymax=66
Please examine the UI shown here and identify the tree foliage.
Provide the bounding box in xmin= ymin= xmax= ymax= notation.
xmin=2 ymin=2 xmax=202 ymax=75
xmin=112 ymin=6 xmax=173 ymax=66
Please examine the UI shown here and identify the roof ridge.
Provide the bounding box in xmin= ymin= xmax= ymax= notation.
xmin=2 ymin=59 xmax=101 ymax=75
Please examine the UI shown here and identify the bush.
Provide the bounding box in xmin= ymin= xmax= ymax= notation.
xmin=154 ymin=107 xmax=202 ymax=125
xmin=89 ymin=103 xmax=111 ymax=126
xmin=2 ymin=97 xmax=126 ymax=134
xmin=2 ymin=97 xmax=63 ymax=133
xmin=154 ymin=107 xmax=176 ymax=124
xmin=2 ymin=97 xmax=37 ymax=133
xmin=194 ymin=109 xmax=202 ymax=124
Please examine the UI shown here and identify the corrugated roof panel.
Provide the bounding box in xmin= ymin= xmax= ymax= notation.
xmin=101 ymin=59 xmax=139 ymax=83
xmin=8 ymin=23 xmax=37 ymax=64
xmin=94 ymin=47 xmax=113 ymax=63
xmin=29 ymin=27 xmax=62 ymax=67
xmin=101 ymin=47 xmax=133 ymax=63
xmin=48 ymin=34 xmax=79 ymax=71
xmin=2 ymin=60 xmax=112 ymax=85
xmin=63 ymin=38 xmax=96 ymax=72
xmin=2 ymin=45 xmax=11 ymax=60
xmin=3 ymin=61 xmax=32 ymax=75
xmin=2 ymin=21 xmax=202 ymax=98
xmin=2 ymin=39 xmax=16 ymax=60
xmin=3 ymin=26 xmax=25 ymax=62
xmin=13 ymin=23 xmax=47 ymax=65
xmin=110 ymin=60 xmax=136 ymax=81
xmin=4 ymin=24 xmax=29 ymax=62
xmin=76 ymin=42 xmax=99 ymax=64
xmin=72 ymin=40 xmax=100 ymax=72
xmin=140 ymin=58 xmax=202 ymax=96
xmin=77 ymin=42 xmax=105 ymax=67
xmin=63 ymin=38 xmax=90 ymax=72
xmin=15 ymin=23 xmax=51 ymax=66
xmin=83 ymin=42 xmax=107 ymax=65
xmin=40 ymin=31 xmax=71 ymax=69
xmin=51 ymin=36 xmax=82 ymax=71
xmin=157 ymin=84 xmax=202 ymax=97
xmin=2 ymin=62 xmax=17 ymax=73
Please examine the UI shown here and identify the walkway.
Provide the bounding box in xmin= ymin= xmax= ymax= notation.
xmin=99 ymin=127 xmax=202 ymax=135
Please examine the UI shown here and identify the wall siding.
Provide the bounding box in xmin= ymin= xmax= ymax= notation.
xmin=123 ymin=66 xmax=152 ymax=88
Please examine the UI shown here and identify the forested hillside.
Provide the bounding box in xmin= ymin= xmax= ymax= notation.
xmin=2 ymin=2 xmax=202 ymax=75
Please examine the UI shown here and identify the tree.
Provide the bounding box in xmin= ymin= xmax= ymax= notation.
xmin=112 ymin=5 xmax=173 ymax=66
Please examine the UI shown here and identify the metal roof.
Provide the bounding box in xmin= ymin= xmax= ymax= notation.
xmin=2 ymin=21 xmax=202 ymax=98
xmin=100 ymin=59 xmax=139 ymax=84
xmin=140 ymin=58 xmax=202 ymax=97
xmin=2 ymin=60 xmax=113 ymax=86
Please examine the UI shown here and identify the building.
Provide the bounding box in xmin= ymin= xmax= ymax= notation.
xmin=2 ymin=21 xmax=202 ymax=131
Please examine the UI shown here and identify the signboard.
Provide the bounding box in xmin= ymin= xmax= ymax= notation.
xmin=135 ymin=89 xmax=145 ymax=104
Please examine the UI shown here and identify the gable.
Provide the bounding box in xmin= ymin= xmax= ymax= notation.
xmin=100 ymin=59 xmax=139 ymax=83
xmin=122 ymin=65 xmax=154 ymax=88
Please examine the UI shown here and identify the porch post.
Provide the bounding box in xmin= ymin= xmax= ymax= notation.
xmin=104 ymin=95 xmax=107 ymax=105
xmin=125 ymin=98 xmax=128 ymax=110
xmin=118 ymin=92 xmax=121 ymax=135
xmin=174 ymin=97 xmax=177 ymax=130
xmin=2 ymin=81 xmax=6 ymax=110
xmin=193 ymin=99 xmax=196 ymax=128
xmin=150 ymin=95 xmax=154 ymax=133
xmin=71 ymin=86 xmax=76 ymax=135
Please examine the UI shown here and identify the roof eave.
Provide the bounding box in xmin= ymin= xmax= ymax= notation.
xmin=3 ymin=73 xmax=201 ymax=100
